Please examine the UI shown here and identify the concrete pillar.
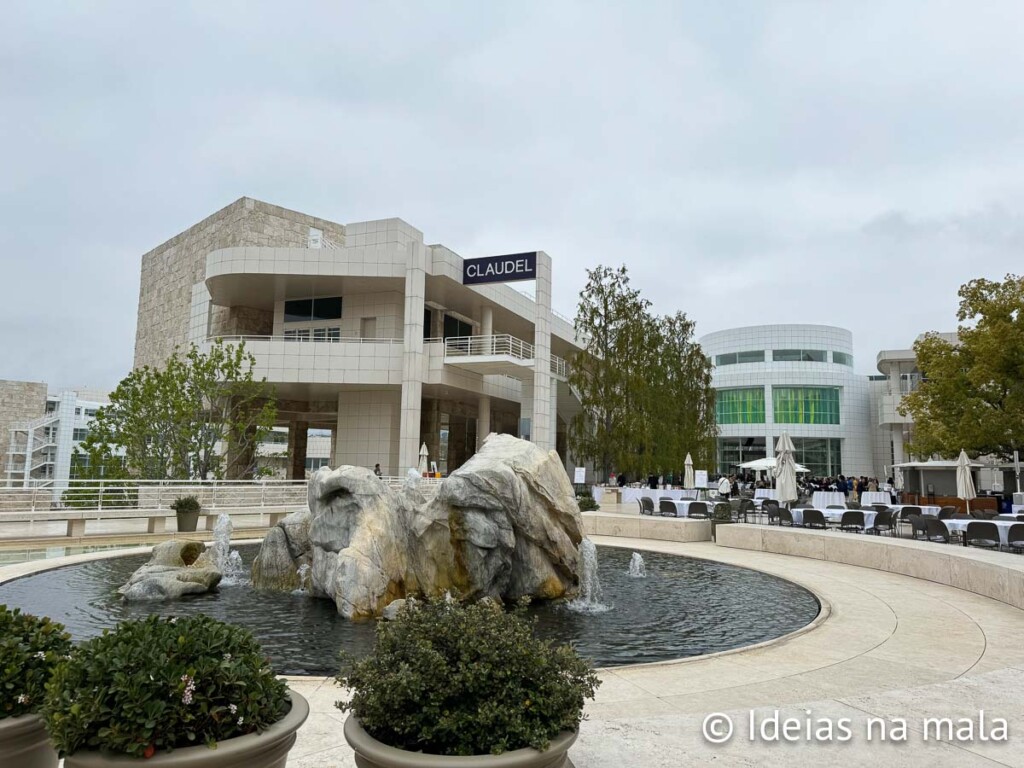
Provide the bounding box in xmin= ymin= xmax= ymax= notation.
xmin=531 ymin=252 xmax=554 ymax=451
xmin=480 ymin=305 xmax=493 ymax=355
xmin=520 ymin=379 xmax=534 ymax=441
xmin=399 ymin=242 xmax=428 ymax=471
xmin=288 ymin=421 xmax=308 ymax=480
xmin=477 ymin=396 xmax=491 ymax=451
xmin=892 ymin=427 xmax=906 ymax=465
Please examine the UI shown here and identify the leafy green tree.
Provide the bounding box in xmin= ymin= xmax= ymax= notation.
xmin=568 ymin=265 xmax=718 ymax=481
xmin=901 ymin=274 xmax=1024 ymax=460
xmin=77 ymin=341 xmax=277 ymax=480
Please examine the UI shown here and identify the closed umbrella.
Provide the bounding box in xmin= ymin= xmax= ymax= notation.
xmin=684 ymin=453 xmax=694 ymax=490
xmin=774 ymin=432 xmax=799 ymax=508
xmin=956 ymin=449 xmax=977 ymax=514
xmin=893 ymin=466 xmax=904 ymax=492
xmin=418 ymin=443 xmax=429 ymax=476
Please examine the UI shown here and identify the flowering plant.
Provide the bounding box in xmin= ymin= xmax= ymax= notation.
xmin=42 ymin=614 xmax=289 ymax=758
xmin=0 ymin=604 xmax=73 ymax=719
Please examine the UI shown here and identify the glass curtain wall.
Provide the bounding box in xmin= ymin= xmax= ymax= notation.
xmin=715 ymin=387 xmax=766 ymax=424
xmin=772 ymin=387 xmax=840 ymax=425
xmin=790 ymin=438 xmax=842 ymax=477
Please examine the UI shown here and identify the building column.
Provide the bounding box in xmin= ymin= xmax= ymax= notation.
xmin=480 ymin=305 xmax=493 ymax=355
xmin=531 ymin=251 xmax=554 ymax=451
xmin=477 ymin=396 xmax=491 ymax=451
xmin=520 ymin=379 xmax=534 ymax=441
xmin=892 ymin=427 xmax=906 ymax=466
xmin=288 ymin=421 xmax=308 ymax=480
xmin=399 ymin=241 xmax=428 ymax=472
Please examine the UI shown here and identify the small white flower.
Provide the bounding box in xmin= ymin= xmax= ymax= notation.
xmin=169 ymin=617 xmax=178 ymax=624
xmin=237 ymin=716 xmax=244 ymax=726
xmin=34 ymin=651 xmax=46 ymax=659
xmin=180 ymin=674 xmax=196 ymax=705
xmin=223 ymin=653 xmax=232 ymax=662
xmin=17 ymin=694 xmax=29 ymax=705
xmin=229 ymin=704 xmax=237 ymax=715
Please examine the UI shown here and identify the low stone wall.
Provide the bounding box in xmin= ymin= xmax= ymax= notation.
xmin=582 ymin=512 xmax=711 ymax=542
xmin=716 ymin=524 xmax=1024 ymax=611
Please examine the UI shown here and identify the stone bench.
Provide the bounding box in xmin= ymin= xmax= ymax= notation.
xmin=0 ymin=506 xmax=304 ymax=538
xmin=582 ymin=511 xmax=711 ymax=542
xmin=716 ymin=524 xmax=1024 ymax=611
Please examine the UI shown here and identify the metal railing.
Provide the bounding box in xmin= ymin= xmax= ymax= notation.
xmin=444 ymin=334 xmax=534 ymax=360
xmin=206 ymin=335 xmax=403 ymax=345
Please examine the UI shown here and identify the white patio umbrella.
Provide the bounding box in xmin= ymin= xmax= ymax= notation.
xmin=956 ymin=449 xmax=977 ymax=513
xmin=893 ymin=465 xmax=904 ymax=492
xmin=774 ymin=432 xmax=799 ymax=507
xmin=684 ymin=453 xmax=694 ymax=490
xmin=418 ymin=443 xmax=429 ymax=476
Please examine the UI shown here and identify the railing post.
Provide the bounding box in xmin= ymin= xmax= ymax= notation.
xmin=97 ymin=479 xmax=104 ymax=511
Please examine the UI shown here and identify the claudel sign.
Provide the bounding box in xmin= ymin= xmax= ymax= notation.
xmin=463 ymin=252 xmax=537 ymax=285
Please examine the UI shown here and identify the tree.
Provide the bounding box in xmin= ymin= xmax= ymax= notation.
xmin=78 ymin=340 xmax=277 ymax=480
xmin=901 ymin=274 xmax=1024 ymax=461
xmin=567 ymin=265 xmax=718 ymax=481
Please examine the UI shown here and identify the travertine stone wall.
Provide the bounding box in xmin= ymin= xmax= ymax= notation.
xmin=134 ymin=197 xmax=347 ymax=371
xmin=0 ymin=380 xmax=47 ymax=474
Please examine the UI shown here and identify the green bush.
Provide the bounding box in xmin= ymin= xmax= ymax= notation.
xmin=43 ymin=615 xmax=289 ymax=758
xmin=171 ymin=495 xmax=201 ymax=514
xmin=337 ymin=598 xmax=600 ymax=756
xmin=576 ymin=492 xmax=599 ymax=512
xmin=712 ymin=503 xmax=733 ymax=522
xmin=0 ymin=605 xmax=73 ymax=719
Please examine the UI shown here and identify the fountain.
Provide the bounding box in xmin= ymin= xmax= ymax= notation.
xmin=627 ymin=552 xmax=647 ymax=578
xmin=565 ymin=538 xmax=610 ymax=614
xmin=294 ymin=563 xmax=311 ymax=595
xmin=210 ymin=513 xmax=246 ymax=586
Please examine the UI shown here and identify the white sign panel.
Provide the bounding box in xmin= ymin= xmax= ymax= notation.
xmin=694 ymin=470 xmax=708 ymax=488
xmin=573 ymin=467 xmax=586 ymax=484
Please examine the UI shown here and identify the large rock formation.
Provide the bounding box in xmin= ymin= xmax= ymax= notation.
xmin=119 ymin=540 xmax=222 ymax=601
xmin=251 ymin=434 xmax=585 ymax=619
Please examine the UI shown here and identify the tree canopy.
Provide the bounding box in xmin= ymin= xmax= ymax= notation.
xmin=567 ymin=265 xmax=717 ymax=481
xmin=77 ymin=340 xmax=277 ymax=480
xmin=901 ymin=274 xmax=1024 ymax=461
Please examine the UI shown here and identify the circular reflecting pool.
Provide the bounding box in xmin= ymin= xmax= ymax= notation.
xmin=0 ymin=545 xmax=818 ymax=675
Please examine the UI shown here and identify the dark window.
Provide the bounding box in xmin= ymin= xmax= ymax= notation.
xmin=736 ymin=350 xmax=765 ymax=363
xmin=773 ymin=349 xmax=801 ymax=362
xmin=443 ymin=314 xmax=473 ymax=340
xmin=72 ymin=428 xmax=90 ymax=441
xmin=312 ymin=296 xmax=342 ymax=321
xmin=423 ymin=307 xmax=432 ymax=340
xmin=715 ymin=353 xmax=737 ymax=366
xmin=284 ymin=299 xmax=313 ymax=323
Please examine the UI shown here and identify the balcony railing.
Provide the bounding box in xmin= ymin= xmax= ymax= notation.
xmin=444 ymin=334 xmax=534 ymax=360
xmin=206 ymin=335 xmax=403 ymax=345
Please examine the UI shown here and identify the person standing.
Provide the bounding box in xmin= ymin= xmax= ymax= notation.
xmin=374 ymin=463 xmax=382 ymax=478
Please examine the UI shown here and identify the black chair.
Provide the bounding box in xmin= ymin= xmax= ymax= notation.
xmin=898 ymin=506 xmax=921 ymax=537
xmin=868 ymin=509 xmax=894 ymax=536
xmin=687 ymin=501 xmax=709 ymax=519
xmin=738 ymin=498 xmax=756 ymax=523
xmin=658 ymin=499 xmax=677 ymax=517
xmin=937 ymin=507 xmax=955 ymax=520
xmin=1007 ymin=524 xmax=1024 ymax=553
xmin=908 ymin=514 xmax=928 ymax=540
xmin=778 ymin=509 xmax=794 ymax=527
xmin=803 ymin=509 xmax=828 ymax=530
xmin=965 ymin=521 xmax=1000 ymax=550
xmin=870 ymin=503 xmax=889 ymax=513
xmin=925 ymin=518 xmax=951 ymax=544
xmin=764 ymin=500 xmax=781 ymax=526
xmin=839 ymin=510 xmax=865 ymax=533
xmin=846 ymin=501 xmax=862 ymax=510
xmin=826 ymin=504 xmax=846 ymax=510
xmin=640 ymin=497 xmax=655 ymax=516
xmin=951 ymin=512 xmax=971 ymax=520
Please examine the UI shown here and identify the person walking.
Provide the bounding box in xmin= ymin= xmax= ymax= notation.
xmin=718 ymin=474 xmax=731 ymax=498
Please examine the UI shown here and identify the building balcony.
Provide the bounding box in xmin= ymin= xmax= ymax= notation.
xmin=441 ymin=335 xmax=568 ymax=381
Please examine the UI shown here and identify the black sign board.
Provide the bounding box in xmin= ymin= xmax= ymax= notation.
xmin=463 ymin=252 xmax=537 ymax=285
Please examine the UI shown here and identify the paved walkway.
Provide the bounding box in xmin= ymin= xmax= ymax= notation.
xmin=280 ymin=537 xmax=1024 ymax=766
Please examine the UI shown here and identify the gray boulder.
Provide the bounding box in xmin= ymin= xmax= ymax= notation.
xmin=251 ymin=510 xmax=312 ymax=592
xmin=119 ymin=540 xmax=222 ymax=601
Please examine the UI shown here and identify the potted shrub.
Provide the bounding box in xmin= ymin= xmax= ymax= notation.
xmin=171 ymin=495 xmax=201 ymax=533
xmin=338 ymin=598 xmax=600 ymax=767
xmin=576 ymin=491 xmax=599 ymax=512
xmin=0 ymin=606 xmax=74 ymax=768
xmin=42 ymin=615 xmax=308 ymax=766
xmin=710 ymin=502 xmax=734 ymax=541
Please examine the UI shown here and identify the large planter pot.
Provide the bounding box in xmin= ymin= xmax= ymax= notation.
xmin=176 ymin=510 xmax=200 ymax=533
xmin=64 ymin=691 xmax=308 ymax=768
xmin=0 ymin=713 xmax=58 ymax=768
xmin=344 ymin=715 xmax=577 ymax=768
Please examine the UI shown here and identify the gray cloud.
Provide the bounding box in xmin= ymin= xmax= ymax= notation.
xmin=2 ymin=1 xmax=1023 ymax=387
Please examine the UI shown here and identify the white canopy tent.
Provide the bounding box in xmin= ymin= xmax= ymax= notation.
xmin=739 ymin=456 xmax=810 ymax=474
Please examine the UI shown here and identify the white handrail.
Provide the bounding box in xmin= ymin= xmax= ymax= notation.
xmin=206 ymin=335 xmax=403 ymax=345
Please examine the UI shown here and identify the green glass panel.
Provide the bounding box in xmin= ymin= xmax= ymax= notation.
xmin=772 ymin=387 xmax=840 ymax=425
xmin=715 ymin=388 xmax=765 ymax=424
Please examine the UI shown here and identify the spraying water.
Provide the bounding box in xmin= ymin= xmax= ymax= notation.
xmin=565 ymin=538 xmax=610 ymax=613
xmin=211 ymin=513 xmax=247 ymax=586
xmin=627 ymin=552 xmax=647 ymax=578
xmin=293 ymin=563 xmax=312 ymax=595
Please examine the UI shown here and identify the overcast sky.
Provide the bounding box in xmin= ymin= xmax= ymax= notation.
xmin=3 ymin=1 xmax=1024 ymax=390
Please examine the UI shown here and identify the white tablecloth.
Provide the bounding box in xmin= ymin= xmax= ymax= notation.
xmin=667 ymin=500 xmax=711 ymax=517
xmin=790 ymin=508 xmax=876 ymax=527
xmin=812 ymin=492 xmax=847 ymax=508
xmin=889 ymin=504 xmax=942 ymax=517
xmin=942 ymin=519 xmax=1020 ymax=546
xmin=1013 ymin=505 xmax=1024 ymax=515
xmin=622 ymin=488 xmax=700 ymax=503
xmin=754 ymin=489 xmax=777 ymax=500
xmin=859 ymin=491 xmax=891 ymax=506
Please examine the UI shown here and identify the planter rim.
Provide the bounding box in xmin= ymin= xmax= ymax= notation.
xmin=0 ymin=711 xmax=49 ymax=740
xmin=63 ymin=690 xmax=308 ymax=766
xmin=344 ymin=714 xmax=578 ymax=766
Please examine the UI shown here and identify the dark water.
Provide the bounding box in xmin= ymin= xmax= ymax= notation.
xmin=0 ymin=546 xmax=818 ymax=675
